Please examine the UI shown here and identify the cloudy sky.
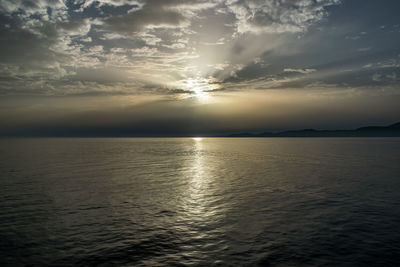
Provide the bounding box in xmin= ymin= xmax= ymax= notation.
xmin=0 ymin=0 xmax=399 ymax=136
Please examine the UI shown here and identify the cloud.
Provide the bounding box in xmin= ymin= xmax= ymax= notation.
xmin=70 ymin=67 xmax=133 ymax=84
xmin=0 ymin=0 xmax=399 ymax=100
xmin=372 ymin=73 xmax=382 ymax=82
xmin=284 ymin=68 xmax=317 ymax=74
xmin=103 ymin=0 xmax=216 ymax=33
xmin=0 ymin=0 xmax=66 ymax=18
xmin=104 ymin=3 xmax=186 ymax=33
xmin=358 ymin=47 xmax=372 ymax=52
xmin=226 ymin=0 xmax=341 ymax=33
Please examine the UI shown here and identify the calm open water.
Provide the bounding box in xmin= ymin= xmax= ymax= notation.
xmin=1 ymin=138 xmax=400 ymax=266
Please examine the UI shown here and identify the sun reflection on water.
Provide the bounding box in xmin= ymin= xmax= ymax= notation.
xmin=178 ymin=138 xmax=218 ymax=221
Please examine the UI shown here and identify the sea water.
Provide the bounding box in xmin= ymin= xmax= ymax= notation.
xmin=1 ymin=138 xmax=400 ymax=266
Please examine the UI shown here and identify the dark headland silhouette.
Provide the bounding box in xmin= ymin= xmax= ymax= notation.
xmin=225 ymin=122 xmax=400 ymax=137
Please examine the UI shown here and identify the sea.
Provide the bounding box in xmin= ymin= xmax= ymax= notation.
xmin=1 ymin=138 xmax=400 ymax=266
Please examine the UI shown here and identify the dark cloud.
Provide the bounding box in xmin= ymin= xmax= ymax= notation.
xmin=0 ymin=19 xmax=59 ymax=66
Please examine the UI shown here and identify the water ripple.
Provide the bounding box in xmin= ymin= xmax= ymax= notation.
xmin=0 ymin=138 xmax=400 ymax=266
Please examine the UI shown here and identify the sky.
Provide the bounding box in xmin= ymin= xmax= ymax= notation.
xmin=0 ymin=0 xmax=399 ymax=136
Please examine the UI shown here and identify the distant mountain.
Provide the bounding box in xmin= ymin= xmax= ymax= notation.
xmin=226 ymin=122 xmax=400 ymax=137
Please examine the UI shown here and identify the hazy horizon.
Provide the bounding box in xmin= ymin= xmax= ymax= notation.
xmin=1 ymin=116 xmax=399 ymax=137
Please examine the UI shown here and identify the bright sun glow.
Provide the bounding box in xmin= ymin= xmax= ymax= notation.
xmin=193 ymin=137 xmax=202 ymax=141
xmin=185 ymin=78 xmax=212 ymax=101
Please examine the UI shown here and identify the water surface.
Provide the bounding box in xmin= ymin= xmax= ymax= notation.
xmin=1 ymin=138 xmax=400 ymax=266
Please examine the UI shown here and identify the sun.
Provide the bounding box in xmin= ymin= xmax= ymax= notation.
xmin=192 ymin=88 xmax=210 ymax=101
xmin=185 ymin=78 xmax=212 ymax=101
xmin=193 ymin=137 xmax=203 ymax=141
